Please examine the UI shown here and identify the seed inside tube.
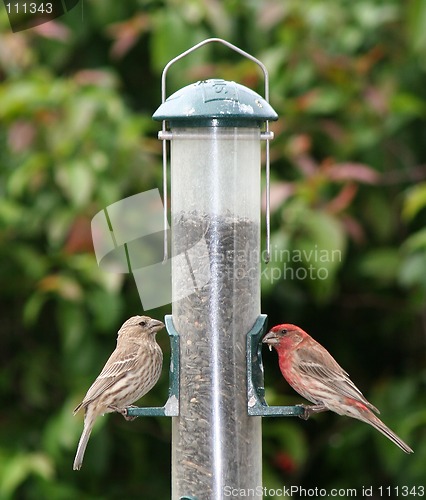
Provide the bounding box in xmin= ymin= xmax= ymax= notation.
xmin=172 ymin=211 xmax=260 ymax=496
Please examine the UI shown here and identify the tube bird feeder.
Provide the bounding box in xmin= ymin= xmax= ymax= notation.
xmin=153 ymin=39 xmax=277 ymax=500
xmin=107 ymin=38 xmax=323 ymax=497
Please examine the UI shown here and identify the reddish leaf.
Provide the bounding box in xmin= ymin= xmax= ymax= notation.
xmin=32 ymin=20 xmax=71 ymax=41
xmin=326 ymin=183 xmax=358 ymax=214
xmin=273 ymin=451 xmax=297 ymax=474
xmin=326 ymin=162 xmax=380 ymax=184
xmin=64 ymin=216 xmax=93 ymax=255
xmin=264 ymin=182 xmax=295 ymax=212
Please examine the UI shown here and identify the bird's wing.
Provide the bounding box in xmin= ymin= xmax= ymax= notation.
xmin=80 ymin=347 xmax=140 ymax=406
xmin=296 ymin=341 xmax=379 ymax=414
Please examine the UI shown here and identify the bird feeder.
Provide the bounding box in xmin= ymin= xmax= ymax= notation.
xmin=155 ymin=38 xmax=278 ymax=500
xmin=129 ymin=38 xmax=304 ymax=500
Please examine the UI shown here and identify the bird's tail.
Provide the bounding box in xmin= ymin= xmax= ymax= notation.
xmin=73 ymin=411 xmax=95 ymax=470
xmin=361 ymin=411 xmax=413 ymax=454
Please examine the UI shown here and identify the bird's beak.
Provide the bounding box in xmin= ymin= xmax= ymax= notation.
xmin=262 ymin=331 xmax=280 ymax=351
xmin=148 ymin=318 xmax=165 ymax=333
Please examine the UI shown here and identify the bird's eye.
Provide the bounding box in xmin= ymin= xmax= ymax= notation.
xmin=281 ymin=328 xmax=288 ymax=334
xmin=139 ymin=320 xmax=147 ymax=327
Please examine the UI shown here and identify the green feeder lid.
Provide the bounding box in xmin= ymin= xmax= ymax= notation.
xmin=152 ymin=79 xmax=278 ymax=127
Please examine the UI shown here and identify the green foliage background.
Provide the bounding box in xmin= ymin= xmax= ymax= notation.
xmin=0 ymin=0 xmax=425 ymax=498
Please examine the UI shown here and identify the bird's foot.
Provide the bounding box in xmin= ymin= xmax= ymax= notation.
xmin=109 ymin=405 xmax=137 ymax=421
xmin=298 ymin=404 xmax=328 ymax=420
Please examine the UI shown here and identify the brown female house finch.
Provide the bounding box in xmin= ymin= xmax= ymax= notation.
xmin=263 ymin=324 xmax=413 ymax=454
xmin=73 ymin=315 xmax=164 ymax=470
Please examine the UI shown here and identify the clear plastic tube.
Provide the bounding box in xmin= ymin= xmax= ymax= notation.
xmin=171 ymin=127 xmax=261 ymax=499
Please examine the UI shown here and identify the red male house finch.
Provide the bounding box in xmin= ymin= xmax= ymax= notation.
xmin=263 ymin=324 xmax=413 ymax=454
xmin=73 ymin=315 xmax=164 ymax=470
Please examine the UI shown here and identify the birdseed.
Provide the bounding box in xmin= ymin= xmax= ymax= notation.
xmin=171 ymin=211 xmax=261 ymax=500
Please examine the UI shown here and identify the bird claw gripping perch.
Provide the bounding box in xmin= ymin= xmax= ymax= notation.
xmin=297 ymin=404 xmax=328 ymax=421
xmin=110 ymin=405 xmax=138 ymax=421
xmin=246 ymin=315 xmax=306 ymax=417
xmin=126 ymin=315 xmax=180 ymax=418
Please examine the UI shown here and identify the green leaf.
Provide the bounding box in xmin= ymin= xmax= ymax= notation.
xmin=407 ymin=0 xmax=426 ymax=52
xmin=358 ymin=248 xmax=400 ymax=283
xmin=391 ymin=92 xmax=426 ymax=118
xmin=399 ymin=253 xmax=426 ymax=290
xmin=402 ymin=183 xmax=426 ymax=221
xmin=362 ymin=192 xmax=395 ymax=242
xmin=0 ymin=452 xmax=53 ymax=497
xmin=293 ymin=210 xmax=346 ymax=279
xmin=23 ymin=292 xmax=48 ymax=326
xmin=151 ymin=11 xmax=207 ymax=77
xmin=87 ymin=288 xmax=122 ymax=332
xmin=43 ymin=399 xmax=86 ymax=457
xmin=54 ymin=160 xmax=95 ymax=207
xmin=304 ymin=88 xmax=346 ymax=114
xmin=401 ymin=228 xmax=426 ymax=253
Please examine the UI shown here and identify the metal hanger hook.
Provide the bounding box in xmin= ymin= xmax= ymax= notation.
xmin=158 ymin=38 xmax=273 ymax=263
